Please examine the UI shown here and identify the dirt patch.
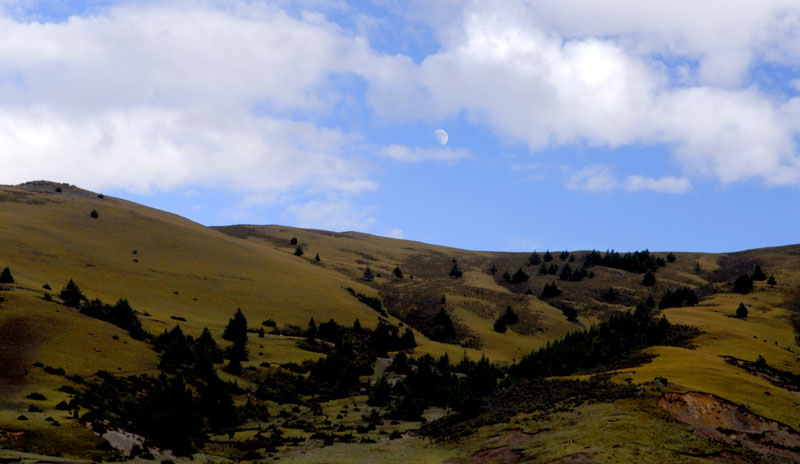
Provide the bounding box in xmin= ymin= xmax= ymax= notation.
xmin=659 ymin=391 xmax=800 ymax=462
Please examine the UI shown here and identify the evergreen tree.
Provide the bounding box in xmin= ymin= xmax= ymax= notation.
xmin=399 ymin=328 xmax=416 ymax=349
xmin=493 ymin=318 xmax=507 ymax=333
xmin=569 ymin=254 xmax=576 ymax=263
xmin=315 ymin=253 xmax=320 ymax=262
xmin=666 ymin=252 xmax=676 ymax=263
xmin=367 ymin=376 xmax=392 ymax=406
xmin=538 ymin=264 xmax=547 ymax=275
xmin=559 ymin=250 xmax=569 ymax=261
xmin=736 ymin=303 xmax=748 ymax=319
xmin=528 ymin=252 xmax=541 ymax=266
xmin=306 ymin=317 xmax=317 ymax=340
xmin=559 ymin=264 xmax=572 ymax=281
xmin=430 ymin=308 xmax=457 ymax=342
xmin=767 ymin=275 xmax=777 ymax=287
xmin=393 ymin=266 xmax=403 ymax=280
xmin=502 ymin=270 xmax=512 ymax=282
xmin=59 ymin=279 xmax=87 ymax=307
xmin=642 ymin=271 xmax=656 ymax=287
xmin=733 ymin=274 xmax=754 ymax=294
xmin=511 ymin=268 xmax=529 ymax=284
xmin=543 ymin=250 xmax=553 ymax=262
xmin=223 ymin=308 xmax=248 ymax=342
xmin=89 ymin=209 xmax=99 ymax=218
xmin=449 ymin=259 xmax=463 ymax=278
xmin=489 ymin=264 xmax=498 ymax=275
xmin=228 ymin=336 xmax=248 ymax=363
xmin=0 ymin=267 xmax=13 ymax=284
xmin=294 ymin=246 xmax=304 ymax=257
xmin=290 ymin=236 xmax=298 ymax=245
xmin=751 ymin=265 xmax=767 ymax=281
xmin=541 ymin=282 xmax=562 ymax=299
xmin=547 ymin=264 xmax=558 ymax=275
xmin=500 ymin=306 xmax=519 ymax=325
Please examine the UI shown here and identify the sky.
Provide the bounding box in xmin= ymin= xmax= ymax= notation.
xmin=1 ymin=0 xmax=799 ymax=253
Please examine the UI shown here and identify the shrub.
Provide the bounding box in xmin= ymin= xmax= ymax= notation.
xmin=90 ymin=209 xmax=99 ymax=218
xmin=294 ymin=246 xmax=304 ymax=257
xmin=666 ymin=252 xmax=676 ymax=263
xmin=736 ymin=303 xmax=748 ymax=319
xmin=642 ymin=272 xmax=656 ymax=287
xmin=540 ymin=282 xmax=562 ymax=299
xmin=290 ymin=236 xmax=298 ymax=245
xmin=733 ymin=274 xmax=754 ymax=294
xmin=449 ymin=259 xmax=463 ymax=278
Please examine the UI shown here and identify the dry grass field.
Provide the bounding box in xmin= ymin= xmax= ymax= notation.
xmin=1 ymin=181 xmax=798 ymax=463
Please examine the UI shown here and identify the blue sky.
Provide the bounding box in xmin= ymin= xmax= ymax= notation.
xmin=1 ymin=1 xmax=799 ymax=252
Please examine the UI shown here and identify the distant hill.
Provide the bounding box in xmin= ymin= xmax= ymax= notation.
xmin=1 ymin=181 xmax=798 ymax=463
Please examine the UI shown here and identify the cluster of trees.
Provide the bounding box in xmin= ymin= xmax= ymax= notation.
xmin=558 ymin=264 xmax=589 ymax=282
xmin=493 ymin=306 xmax=519 ymax=333
xmin=527 ymin=250 xmax=570 ymax=266
xmin=304 ymin=317 xmax=416 ymax=357
xmin=733 ymin=265 xmax=777 ymax=294
xmin=540 ymin=282 xmax=562 ymax=299
xmin=346 ymin=287 xmax=387 ymax=316
xmin=583 ymin=249 xmax=662 ymax=273
xmin=658 ymin=287 xmax=699 ymax=309
xmin=510 ymin=303 xmax=692 ymax=379
xmin=501 ymin=268 xmax=529 ymax=284
xmin=376 ymin=353 xmax=503 ymax=420
xmin=80 ymin=297 xmax=147 ymax=341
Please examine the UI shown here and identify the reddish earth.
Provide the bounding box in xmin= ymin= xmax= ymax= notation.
xmin=659 ymin=391 xmax=800 ymax=462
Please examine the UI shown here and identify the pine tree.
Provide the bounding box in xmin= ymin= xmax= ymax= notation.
xmin=543 ymin=250 xmax=553 ymax=262
xmin=500 ymin=306 xmax=519 ymax=325
xmin=559 ymin=251 xmax=569 ymax=261
xmin=493 ymin=318 xmax=507 ymax=333
xmin=315 ymin=253 xmax=320 ymax=262
xmin=290 ymin=236 xmax=298 ymax=245
xmin=59 ymin=279 xmax=87 ymax=307
xmin=489 ymin=264 xmax=498 ymax=275
xmin=733 ymin=274 xmax=754 ymax=294
xmin=367 ymin=376 xmax=392 ymax=406
xmin=511 ymin=268 xmax=529 ymax=284
xmin=449 ymin=259 xmax=463 ymax=278
xmin=642 ymin=271 xmax=656 ymax=287
xmin=294 ymin=246 xmax=304 ymax=257
xmin=0 ymin=267 xmax=13 ymax=284
xmin=751 ymin=265 xmax=767 ymax=281
xmin=767 ymin=275 xmax=777 ymax=287
xmin=363 ymin=267 xmax=374 ymax=282
xmin=528 ymin=252 xmax=541 ymax=266
xmin=393 ymin=266 xmax=403 ymax=280
xmin=89 ymin=209 xmax=99 ymax=218
xmin=559 ymin=264 xmax=572 ymax=281
xmin=666 ymin=252 xmax=676 ymax=263
xmin=223 ymin=308 xmax=248 ymax=342
xmin=502 ymin=270 xmax=512 ymax=282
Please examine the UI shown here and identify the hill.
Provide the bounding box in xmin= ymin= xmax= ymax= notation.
xmin=1 ymin=181 xmax=799 ymax=463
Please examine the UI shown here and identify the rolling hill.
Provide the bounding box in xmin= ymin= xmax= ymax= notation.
xmin=1 ymin=181 xmax=799 ymax=463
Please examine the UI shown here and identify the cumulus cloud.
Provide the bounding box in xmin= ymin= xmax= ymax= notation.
xmin=286 ymin=199 xmax=376 ymax=232
xmin=0 ymin=1 xmax=391 ymax=204
xmin=368 ymin=1 xmax=800 ymax=187
xmin=377 ymin=144 xmax=470 ymax=163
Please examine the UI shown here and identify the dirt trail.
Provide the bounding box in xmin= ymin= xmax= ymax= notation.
xmin=659 ymin=391 xmax=800 ymax=462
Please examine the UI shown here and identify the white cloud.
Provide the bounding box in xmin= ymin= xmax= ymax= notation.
xmin=625 ymin=175 xmax=692 ymax=194
xmin=0 ymin=1 xmax=395 ymax=212
xmin=567 ymin=166 xmax=692 ymax=194
xmin=368 ymin=1 xmax=800 ymax=187
xmin=566 ymin=165 xmax=617 ymax=192
xmin=377 ymin=144 xmax=470 ymax=163
xmin=506 ymin=237 xmax=541 ymax=252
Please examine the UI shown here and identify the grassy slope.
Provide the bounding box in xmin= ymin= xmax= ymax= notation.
xmin=1 ymin=182 xmax=799 ymax=462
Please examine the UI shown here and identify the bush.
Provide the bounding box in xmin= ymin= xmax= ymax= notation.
xmin=294 ymin=246 xmax=304 ymax=257
xmin=290 ymin=236 xmax=298 ymax=245
xmin=641 ymin=272 xmax=656 ymax=287
xmin=733 ymin=274 xmax=754 ymax=294
xmin=90 ymin=209 xmax=99 ymax=218
xmin=751 ymin=265 xmax=767 ymax=281
xmin=736 ymin=303 xmax=748 ymax=319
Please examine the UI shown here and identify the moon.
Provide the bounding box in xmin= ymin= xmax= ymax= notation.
xmin=434 ymin=129 xmax=448 ymax=145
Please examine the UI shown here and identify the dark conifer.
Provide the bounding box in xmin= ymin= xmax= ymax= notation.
xmin=0 ymin=267 xmax=13 ymax=284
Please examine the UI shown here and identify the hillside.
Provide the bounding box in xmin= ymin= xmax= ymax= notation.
xmin=1 ymin=181 xmax=799 ymax=463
